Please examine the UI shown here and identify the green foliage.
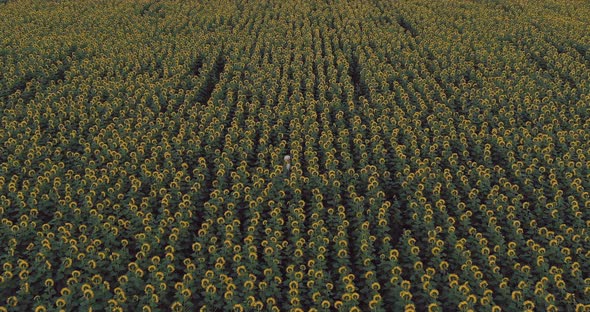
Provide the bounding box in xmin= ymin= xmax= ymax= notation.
xmin=1 ymin=0 xmax=590 ymax=311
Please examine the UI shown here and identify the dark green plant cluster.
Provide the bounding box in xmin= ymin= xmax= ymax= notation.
xmin=1 ymin=0 xmax=589 ymax=311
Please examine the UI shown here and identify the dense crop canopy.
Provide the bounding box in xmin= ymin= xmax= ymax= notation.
xmin=1 ymin=0 xmax=590 ymax=311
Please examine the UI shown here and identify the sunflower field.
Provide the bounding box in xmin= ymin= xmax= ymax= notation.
xmin=1 ymin=0 xmax=589 ymax=311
